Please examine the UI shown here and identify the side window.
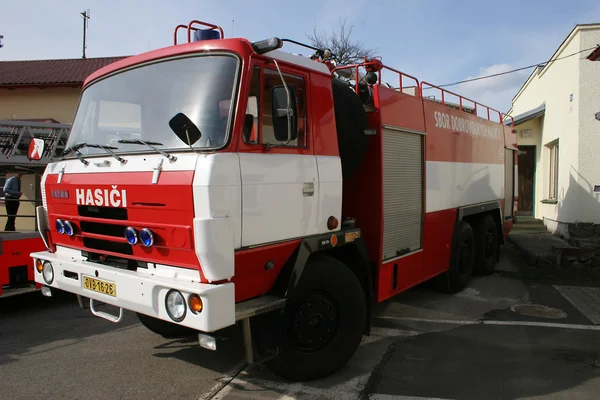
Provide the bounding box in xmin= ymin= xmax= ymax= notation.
xmin=243 ymin=66 xmax=261 ymax=144
xmin=262 ymin=69 xmax=307 ymax=147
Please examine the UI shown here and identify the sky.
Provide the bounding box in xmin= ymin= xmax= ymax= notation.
xmin=1 ymin=0 xmax=599 ymax=113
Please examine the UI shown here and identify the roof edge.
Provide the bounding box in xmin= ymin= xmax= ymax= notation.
xmin=511 ymin=23 xmax=600 ymax=104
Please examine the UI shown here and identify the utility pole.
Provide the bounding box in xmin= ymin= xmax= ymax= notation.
xmin=81 ymin=9 xmax=90 ymax=58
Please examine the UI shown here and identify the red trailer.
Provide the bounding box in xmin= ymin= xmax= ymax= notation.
xmin=0 ymin=120 xmax=70 ymax=298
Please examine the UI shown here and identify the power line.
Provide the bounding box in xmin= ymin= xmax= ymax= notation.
xmin=425 ymin=45 xmax=600 ymax=90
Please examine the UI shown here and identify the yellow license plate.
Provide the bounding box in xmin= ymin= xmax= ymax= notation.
xmin=83 ymin=276 xmax=116 ymax=297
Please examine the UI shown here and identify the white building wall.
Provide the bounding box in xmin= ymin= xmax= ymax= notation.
xmin=575 ymin=29 xmax=600 ymax=224
xmin=510 ymin=28 xmax=589 ymax=232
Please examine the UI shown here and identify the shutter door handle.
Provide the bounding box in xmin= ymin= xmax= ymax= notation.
xmin=303 ymin=182 xmax=315 ymax=196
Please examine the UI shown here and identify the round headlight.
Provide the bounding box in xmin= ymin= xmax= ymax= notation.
xmin=124 ymin=227 xmax=138 ymax=245
xmin=42 ymin=261 xmax=54 ymax=284
xmin=64 ymin=221 xmax=75 ymax=236
xmin=165 ymin=289 xmax=186 ymax=322
xmin=140 ymin=228 xmax=154 ymax=247
xmin=55 ymin=219 xmax=65 ymax=234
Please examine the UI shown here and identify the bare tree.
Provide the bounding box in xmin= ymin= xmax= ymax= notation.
xmin=307 ymin=18 xmax=376 ymax=65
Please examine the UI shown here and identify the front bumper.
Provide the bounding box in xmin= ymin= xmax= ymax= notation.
xmin=30 ymin=248 xmax=235 ymax=333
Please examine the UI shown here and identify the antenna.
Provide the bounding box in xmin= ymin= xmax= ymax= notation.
xmin=232 ymin=20 xmax=234 ymax=37
xmin=81 ymin=9 xmax=90 ymax=58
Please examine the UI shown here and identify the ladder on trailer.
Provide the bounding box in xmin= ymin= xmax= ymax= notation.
xmin=0 ymin=120 xmax=71 ymax=168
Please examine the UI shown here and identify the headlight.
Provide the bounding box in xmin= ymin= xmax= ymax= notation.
xmin=124 ymin=227 xmax=138 ymax=245
xmin=63 ymin=221 xmax=75 ymax=236
xmin=140 ymin=228 xmax=154 ymax=247
xmin=42 ymin=261 xmax=54 ymax=284
xmin=165 ymin=289 xmax=186 ymax=322
xmin=55 ymin=219 xmax=65 ymax=234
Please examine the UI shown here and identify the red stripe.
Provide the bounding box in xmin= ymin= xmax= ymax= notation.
xmin=423 ymin=101 xmax=505 ymax=164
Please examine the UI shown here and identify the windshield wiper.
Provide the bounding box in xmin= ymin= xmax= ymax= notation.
xmin=117 ymin=139 xmax=177 ymax=162
xmin=64 ymin=143 xmax=127 ymax=164
xmin=61 ymin=143 xmax=90 ymax=165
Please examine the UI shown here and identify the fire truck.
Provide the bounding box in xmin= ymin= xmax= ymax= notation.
xmin=29 ymin=20 xmax=517 ymax=381
xmin=0 ymin=120 xmax=70 ymax=298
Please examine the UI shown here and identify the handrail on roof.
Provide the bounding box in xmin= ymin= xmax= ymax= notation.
xmin=419 ymin=81 xmax=503 ymax=124
xmin=173 ymin=20 xmax=225 ymax=45
xmin=331 ymin=58 xmax=420 ymax=96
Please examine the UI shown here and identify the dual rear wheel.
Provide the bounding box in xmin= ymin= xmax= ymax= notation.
xmin=435 ymin=213 xmax=500 ymax=293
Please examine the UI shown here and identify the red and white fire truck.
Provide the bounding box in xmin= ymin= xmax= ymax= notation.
xmin=30 ymin=20 xmax=517 ymax=381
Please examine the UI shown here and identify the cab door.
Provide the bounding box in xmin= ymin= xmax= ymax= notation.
xmin=238 ymin=64 xmax=319 ymax=247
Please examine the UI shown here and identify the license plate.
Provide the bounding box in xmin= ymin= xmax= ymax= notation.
xmin=83 ymin=276 xmax=116 ymax=297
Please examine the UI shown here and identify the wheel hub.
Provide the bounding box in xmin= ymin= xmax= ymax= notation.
xmin=290 ymin=293 xmax=339 ymax=352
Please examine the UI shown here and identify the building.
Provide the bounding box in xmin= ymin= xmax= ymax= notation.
xmin=507 ymin=23 xmax=600 ymax=239
xmin=0 ymin=56 xmax=126 ymax=231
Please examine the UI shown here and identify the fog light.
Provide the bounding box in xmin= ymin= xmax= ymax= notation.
xmin=35 ymin=259 xmax=44 ymax=272
xmin=41 ymin=286 xmax=52 ymax=297
xmin=55 ymin=219 xmax=65 ymax=234
xmin=64 ymin=221 xmax=75 ymax=236
xmin=140 ymin=228 xmax=154 ymax=247
xmin=165 ymin=289 xmax=186 ymax=322
xmin=198 ymin=333 xmax=217 ymax=351
xmin=124 ymin=227 xmax=138 ymax=245
xmin=189 ymin=294 xmax=203 ymax=314
xmin=42 ymin=261 xmax=54 ymax=284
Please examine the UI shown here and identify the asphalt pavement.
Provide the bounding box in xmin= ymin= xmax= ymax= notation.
xmin=2 ymin=245 xmax=600 ymax=400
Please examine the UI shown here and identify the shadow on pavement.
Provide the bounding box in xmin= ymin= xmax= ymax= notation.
xmin=151 ymin=324 xmax=245 ymax=368
xmin=364 ymin=323 xmax=600 ymax=400
xmin=0 ymin=289 xmax=138 ymax=367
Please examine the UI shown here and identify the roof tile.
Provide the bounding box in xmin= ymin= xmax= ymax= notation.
xmin=0 ymin=56 xmax=128 ymax=87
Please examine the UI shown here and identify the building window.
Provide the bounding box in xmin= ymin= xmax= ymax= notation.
xmin=547 ymin=140 xmax=559 ymax=200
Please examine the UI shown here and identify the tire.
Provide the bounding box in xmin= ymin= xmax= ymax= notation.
xmin=331 ymin=78 xmax=369 ymax=180
xmin=434 ymin=220 xmax=475 ymax=293
xmin=136 ymin=312 xmax=196 ymax=339
xmin=264 ymin=254 xmax=367 ymax=381
xmin=473 ymin=214 xmax=499 ymax=276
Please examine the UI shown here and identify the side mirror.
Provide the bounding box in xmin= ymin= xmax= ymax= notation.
xmin=272 ymin=85 xmax=298 ymax=142
xmin=169 ymin=113 xmax=202 ymax=147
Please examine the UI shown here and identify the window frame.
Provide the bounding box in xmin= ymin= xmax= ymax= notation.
xmin=240 ymin=59 xmax=312 ymax=154
xmin=547 ymin=140 xmax=559 ymax=200
xmin=261 ymin=66 xmax=309 ymax=149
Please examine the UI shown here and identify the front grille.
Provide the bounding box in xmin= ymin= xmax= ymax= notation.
xmin=83 ymin=237 xmax=133 ymax=255
xmin=80 ymin=221 xmax=127 ymax=238
xmin=78 ymin=205 xmax=128 ymax=220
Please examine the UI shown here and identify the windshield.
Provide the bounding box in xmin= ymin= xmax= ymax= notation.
xmin=65 ymin=54 xmax=240 ymax=157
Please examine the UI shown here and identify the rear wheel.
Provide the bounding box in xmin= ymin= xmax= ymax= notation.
xmin=136 ymin=313 xmax=195 ymax=339
xmin=264 ymin=254 xmax=367 ymax=381
xmin=473 ymin=214 xmax=499 ymax=276
xmin=434 ymin=220 xmax=475 ymax=293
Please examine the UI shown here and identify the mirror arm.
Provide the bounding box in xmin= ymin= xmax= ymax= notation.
xmin=271 ymin=59 xmax=293 ymax=145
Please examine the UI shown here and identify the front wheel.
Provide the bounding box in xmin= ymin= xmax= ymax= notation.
xmin=264 ymin=254 xmax=367 ymax=381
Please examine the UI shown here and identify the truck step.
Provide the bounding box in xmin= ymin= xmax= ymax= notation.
xmin=235 ymin=295 xmax=286 ymax=321
xmin=0 ymin=284 xmax=39 ymax=298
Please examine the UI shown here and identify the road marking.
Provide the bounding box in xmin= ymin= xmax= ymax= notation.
xmin=370 ymin=394 xmax=453 ymax=400
xmin=374 ymin=315 xmax=600 ymax=331
xmin=554 ymin=285 xmax=600 ymax=324
xmin=198 ymin=361 xmax=246 ymax=400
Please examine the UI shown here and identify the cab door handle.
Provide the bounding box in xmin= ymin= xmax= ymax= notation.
xmin=303 ymin=182 xmax=314 ymax=196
